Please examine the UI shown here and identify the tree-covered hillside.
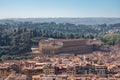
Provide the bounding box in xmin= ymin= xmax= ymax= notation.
xmin=0 ymin=22 xmax=120 ymax=58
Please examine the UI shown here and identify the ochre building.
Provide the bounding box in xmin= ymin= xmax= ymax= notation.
xmin=39 ymin=39 xmax=101 ymax=55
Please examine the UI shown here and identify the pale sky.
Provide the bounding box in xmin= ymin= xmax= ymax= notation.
xmin=0 ymin=0 xmax=120 ymax=19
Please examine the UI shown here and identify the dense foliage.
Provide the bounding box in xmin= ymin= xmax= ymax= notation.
xmin=0 ymin=22 xmax=120 ymax=59
xmin=101 ymin=34 xmax=120 ymax=46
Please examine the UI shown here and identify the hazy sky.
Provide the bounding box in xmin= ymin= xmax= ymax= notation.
xmin=0 ymin=0 xmax=120 ymax=18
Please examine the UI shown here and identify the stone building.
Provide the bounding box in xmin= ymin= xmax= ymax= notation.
xmin=0 ymin=66 xmax=11 ymax=78
xmin=75 ymin=64 xmax=108 ymax=78
xmin=39 ymin=39 xmax=101 ymax=55
xmin=67 ymin=66 xmax=76 ymax=75
xmin=43 ymin=64 xmax=55 ymax=75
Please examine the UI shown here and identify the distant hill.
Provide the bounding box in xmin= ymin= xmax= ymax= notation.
xmin=0 ymin=18 xmax=120 ymax=25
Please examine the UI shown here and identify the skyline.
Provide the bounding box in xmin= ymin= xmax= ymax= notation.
xmin=0 ymin=0 xmax=120 ymax=19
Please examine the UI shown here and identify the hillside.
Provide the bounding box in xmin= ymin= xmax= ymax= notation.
xmin=0 ymin=18 xmax=120 ymax=25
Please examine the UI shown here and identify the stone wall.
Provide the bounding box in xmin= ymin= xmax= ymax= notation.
xmin=54 ymin=45 xmax=93 ymax=54
xmin=39 ymin=39 xmax=100 ymax=55
xmin=62 ymin=39 xmax=86 ymax=47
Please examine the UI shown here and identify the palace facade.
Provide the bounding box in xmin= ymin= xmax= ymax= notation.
xmin=39 ymin=39 xmax=101 ymax=55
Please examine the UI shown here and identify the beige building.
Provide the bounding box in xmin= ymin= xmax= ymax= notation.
xmin=39 ymin=39 xmax=101 ymax=55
